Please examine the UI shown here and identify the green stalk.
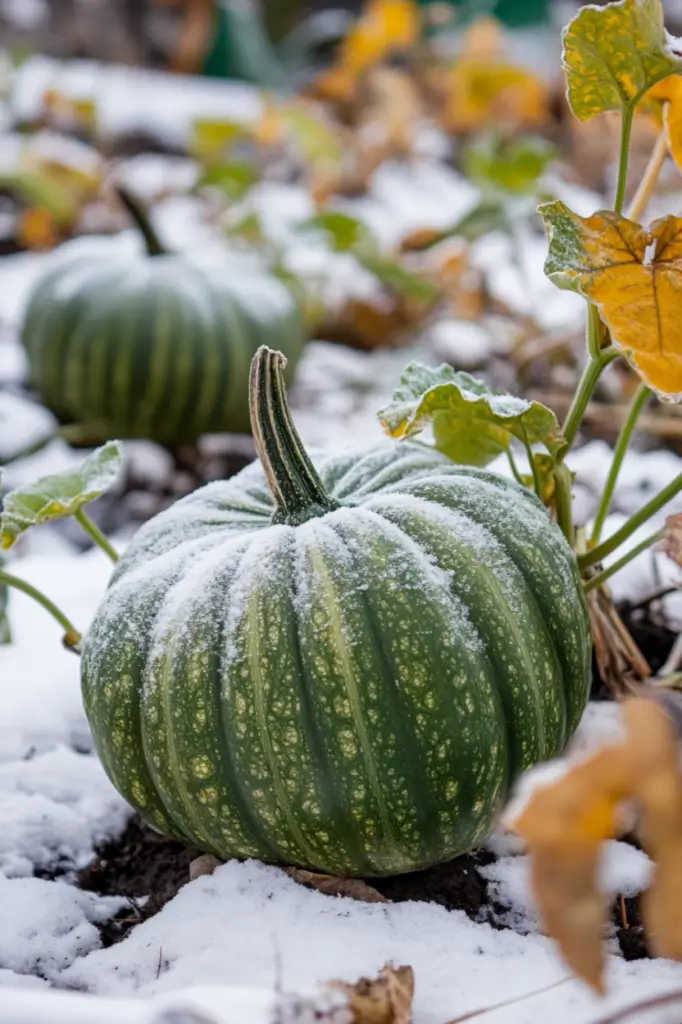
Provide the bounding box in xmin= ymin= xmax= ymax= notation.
xmin=74 ymin=509 xmax=119 ymax=564
xmin=553 ymin=462 xmax=574 ymax=546
xmin=560 ymin=347 xmax=620 ymax=455
xmin=115 ymin=185 xmax=165 ymax=257
xmin=591 ymin=383 xmax=651 ymax=546
xmin=586 ymin=304 xmax=604 ymax=360
xmin=579 ymin=473 xmax=682 ymax=570
xmin=614 ymin=104 xmax=635 ymax=215
xmin=523 ymin=441 xmax=543 ymax=498
xmin=583 ymin=527 xmax=664 ymax=594
xmin=506 ymin=449 xmax=524 ymax=487
xmin=0 ymin=570 xmax=81 ymax=651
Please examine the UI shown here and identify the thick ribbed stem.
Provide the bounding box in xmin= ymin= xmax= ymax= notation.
xmin=115 ymin=186 xmax=165 ymax=257
xmin=249 ymin=347 xmax=340 ymax=525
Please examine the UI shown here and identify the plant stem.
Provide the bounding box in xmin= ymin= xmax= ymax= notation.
xmin=74 ymin=509 xmax=119 ymax=564
xmin=523 ymin=441 xmax=543 ymax=498
xmin=591 ymin=383 xmax=651 ymax=545
xmin=614 ymin=104 xmax=635 ymax=215
xmin=583 ymin=528 xmax=663 ymax=593
xmin=506 ymin=449 xmax=524 ymax=486
xmin=560 ymin=347 xmax=620 ymax=455
xmin=552 ymin=462 xmax=574 ymax=546
xmin=0 ymin=570 xmax=81 ymax=651
xmin=579 ymin=474 xmax=682 ymax=570
xmin=115 ymin=185 xmax=165 ymax=257
xmin=626 ymin=121 xmax=669 ymax=222
xmin=586 ymin=304 xmax=604 ymax=360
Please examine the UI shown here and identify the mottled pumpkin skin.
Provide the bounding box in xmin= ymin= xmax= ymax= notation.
xmin=21 ymin=242 xmax=304 ymax=444
xmin=82 ymin=443 xmax=591 ymax=877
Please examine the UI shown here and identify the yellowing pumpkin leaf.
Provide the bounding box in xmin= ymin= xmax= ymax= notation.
xmin=562 ymin=0 xmax=682 ymax=121
xmin=342 ymin=0 xmax=420 ymax=75
xmin=511 ymin=695 xmax=682 ymax=993
xmin=647 ymin=74 xmax=682 ymax=169
xmin=0 ymin=441 xmax=122 ymax=550
xmin=541 ymin=199 xmax=682 ymax=397
xmin=378 ymin=362 xmax=560 ymax=466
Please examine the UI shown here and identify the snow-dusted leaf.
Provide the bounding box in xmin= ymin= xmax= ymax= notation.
xmin=541 ymin=200 xmax=682 ymax=397
xmin=562 ymin=0 xmax=682 ymax=121
xmin=379 ymin=362 xmax=560 ymax=467
xmin=1 ymin=442 xmax=122 ymax=550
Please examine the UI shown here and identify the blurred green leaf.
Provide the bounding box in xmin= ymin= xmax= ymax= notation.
xmin=198 ymin=161 xmax=259 ymax=201
xmin=1 ymin=441 xmax=122 ymax=550
xmin=379 ymin=362 xmax=561 ymax=466
xmin=298 ymin=211 xmax=377 ymax=254
xmin=463 ymin=134 xmax=556 ymax=194
xmin=361 ymin=255 xmax=439 ymax=303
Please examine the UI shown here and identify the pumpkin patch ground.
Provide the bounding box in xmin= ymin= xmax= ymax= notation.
xmin=7 ymin=3 xmax=682 ymax=1020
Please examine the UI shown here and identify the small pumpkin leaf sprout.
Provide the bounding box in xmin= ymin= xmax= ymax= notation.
xmin=1 ymin=440 xmax=122 ymax=561
xmin=0 ymin=442 xmax=124 ymax=652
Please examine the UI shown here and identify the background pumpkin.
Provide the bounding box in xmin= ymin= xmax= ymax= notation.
xmin=82 ymin=347 xmax=591 ymax=877
xmin=21 ymin=189 xmax=305 ymax=445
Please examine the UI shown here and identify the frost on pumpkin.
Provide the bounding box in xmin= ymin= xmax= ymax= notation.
xmin=82 ymin=441 xmax=590 ymax=875
xmin=378 ymin=361 xmax=560 ymax=467
xmin=562 ymin=0 xmax=682 ymax=121
xmin=541 ymin=200 xmax=682 ymax=399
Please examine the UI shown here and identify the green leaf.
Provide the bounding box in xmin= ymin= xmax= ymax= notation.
xmin=197 ymin=161 xmax=259 ymax=201
xmin=562 ymin=0 xmax=682 ymax=121
xmin=297 ymin=212 xmax=377 ymax=254
xmin=379 ymin=362 xmax=561 ymax=467
xmin=1 ymin=441 xmax=122 ymax=550
xmin=462 ymin=134 xmax=556 ymax=194
xmin=360 ymin=255 xmax=440 ymax=303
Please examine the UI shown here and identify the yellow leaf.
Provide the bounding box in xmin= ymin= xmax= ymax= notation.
xmin=648 ymin=74 xmax=682 ymax=169
xmin=442 ymin=60 xmax=547 ymax=134
xmin=342 ymin=0 xmax=420 ymax=75
xmin=542 ymin=200 xmax=682 ymax=397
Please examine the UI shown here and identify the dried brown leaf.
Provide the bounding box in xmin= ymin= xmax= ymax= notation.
xmin=329 ymin=964 xmax=414 ymax=1024
xmin=660 ymin=512 xmax=682 ymax=568
xmin=283 ymin=867 xmax=388 ymax=903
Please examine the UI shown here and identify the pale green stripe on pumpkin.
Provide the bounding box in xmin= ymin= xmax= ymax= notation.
xmin=136 ymin=269 xmax=175 ymax=436
xmin=370 ymin=496 xmax=566 ymax=768
xmin=87 ymin=268 xmax=131 ymax=428
xmin=190 ymin=273 xmax=231 ymax=438
xmin=321 ymin=509 xmax=508 ymax=868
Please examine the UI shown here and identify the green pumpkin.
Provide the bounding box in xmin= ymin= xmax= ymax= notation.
xmin=82 ymin=347 xmax=591 ymax=877
xmin=21 ymin=191 xmax=305 ymax=445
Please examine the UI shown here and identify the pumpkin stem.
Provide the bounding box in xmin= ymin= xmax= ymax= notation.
xmin=249 ymin=347 xmax=340 ymax=526
xmin=115 ymin=186 xmax=166 ymax=257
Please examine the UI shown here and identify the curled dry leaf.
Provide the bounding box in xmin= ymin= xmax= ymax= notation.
xmin=511 ymin=696 xmax=682 ymax=994
xmin=541 ymin=200 xmax=682 ymax=398
xmin=328 ymin=964 xmax=414 ymax=1024
xmin=283 ymin=866 xmax=388 ymax=903
xmin=660 ymin=511 xmax=682 ymax=567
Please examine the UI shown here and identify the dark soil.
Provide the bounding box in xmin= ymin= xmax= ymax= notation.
xmin=78 ymin=818 xmax=200 ymax=947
